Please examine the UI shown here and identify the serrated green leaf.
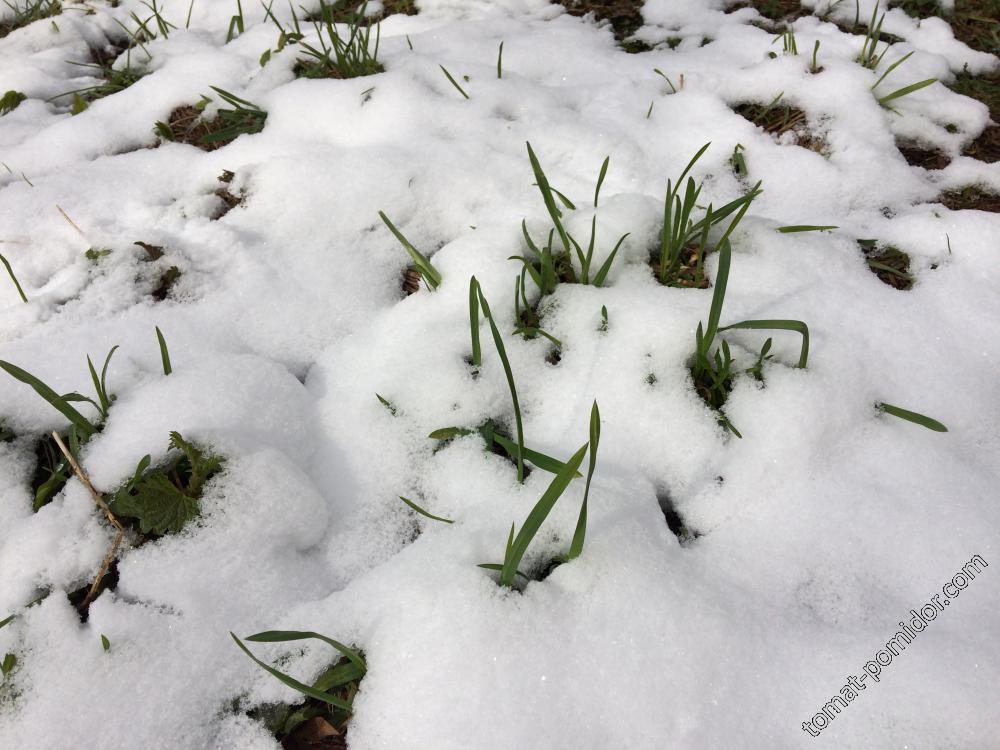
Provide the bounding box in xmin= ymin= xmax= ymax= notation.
xmin=112 ymin=472 xmax=199 ymax=535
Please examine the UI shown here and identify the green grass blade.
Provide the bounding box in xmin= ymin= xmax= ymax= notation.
xmin=477 ymin=563 xmax=529 ymax=580
xmin=477 ymin=287 xmax=525 ymax=483
xmin=877 ymin=402 xmax=948 ymax=432
xmin=0 ymin=253 xmax=28 ymax=303
xmin=594 ymin=156 xmax=609 ymax=208
xmin=155 ymin=327 xmax=172 ymax=375
xmin=719 ymin=319 xmax=809 ymax=368
xmin=99 ymin=345 xmax=118 ymax=407
xmin=439 ymin=65 xmax=469 ymax=99
xmin=87 ymin=355 xmax=107 ymax=415
xmin=428 ymin=426 xmax=475 ymax=440
xmin=870 ymin=50 xmax=913 ymax=91
xmin=567 ymin=401 xmax=600 ymax=561
xmin=497 ymin=40 xmax=503 ymax=79
xmin=592 ymin=233 xmax=628 ymax=287
xmin=776 ymin=225 xmax=838 ymax=233
xmin=877 ymin=78 xmax=936 ymax=106
xmin=700 ymin=240 xmax=732 ymax=357
xmin=244 ymin=630 xmax=366 ymax=672
xmin=0 ymin=614 xmax=13 ymax=630
xmin=0 ymin=360 xmax=96 ymax=438
xmin=469 ymin=277 xmax=481 ymax=366
xmin=378 ymin=211 xmax=442 ymax=289
xmin=230 ymin=632 xmax=355 ymax=710
xmin=399 ymin=495 xmax=453 ymax=524
xmin=490 ymin=432 xmax=581 ymax=477
xmin=500 ymin=442 xmax=588 ymax=586
xmin=526 ymin=142 xmax=571 ymax=257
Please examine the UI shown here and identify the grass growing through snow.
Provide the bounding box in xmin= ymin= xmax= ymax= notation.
xmin=232 ymin=630 xmax=366 ymax=743
xmin=0 ymin=90 xmax=27 ymax=115
xmin=480 ymin=402 xmax=600 ymax=587
xmin=1 ymin=252 xmax=28 ymax=302
xmin=155 ymin=88 xmax=267 ymax=150
xmin=0 ymin=0 xmax=60 ymax=39
xmin=293 ymin=0 xmax=383 ymax=79
xmin=690 ymin=239 xmax=810 ymax=437
xmin=656 ymin=143 xmax=761 ymax=288
xmin=378 ymin=211 xmax=442 ymax=291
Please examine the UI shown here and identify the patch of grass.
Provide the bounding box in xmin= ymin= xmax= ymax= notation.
xmin=49 ymin=46 xmax=145 ymax=111
xmin=689 ymin=239 xmax=810 ymax=437
xmin=233 ymin=630 xmax=366 ymax=747
xmin=479 ymin=402 xmax=599 ymax=588
xmin=155 ymin=88 xmax=266 ymax=151
xmin=0 ymin=0 xmax=60 ymax=40
xmin=0 ymin=90 xmax=27 ymax=115
xmin=308 ymin=0 xmax=416 ymax=23
xmin=654 ymin=143 xmax=761 ymax=288
xmin=939 ymin=185 xmax=1000 ymax=212
xmin=293 ymin=0 xmax=384 ymax=79
xmin=948 ymin=69 xmax=999 ymax=162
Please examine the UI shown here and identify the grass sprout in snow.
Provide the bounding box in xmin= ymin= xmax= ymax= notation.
xmin=155 ymin=88 xmax=267 ymax=150
xmin=378 ymin=211 xmax=441 ymax=291
xmin=232 ymin=630 xmax=366 ymax=743
xmin=877 ymin=402 xmax=948 ymax=432
xmin=293 ymin=0 xmax=383 ymax=79
xmin=0 ymin=0 xmax=60 ymax=39
xmin=0 ymin=90 xmax=27 ymax=115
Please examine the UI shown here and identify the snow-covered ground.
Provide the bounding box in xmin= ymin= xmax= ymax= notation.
xmin=1 ymin=0 xmax=998 ymax=747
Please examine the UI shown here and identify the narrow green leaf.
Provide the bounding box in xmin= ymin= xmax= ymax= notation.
xmin=0 ymin=361 xmax=96 ymax=438
xmin=719 ymin=319 xmax=809 ymax=368
xmin=101 ymin=634 xmax=110 ymax=652
xmin=378 ymin=211 xmax=442 ymax=289
xmin=230 ymin=633 xmax=354 ymax=710
xmin=501 ymin=442 xmax=588 ymax=586
xmin=375 ymin=393 xmax=397 ymax=416
xmin=399 ymin=495 xmax=453 ymax=524
xmin=155 ymin=327 xmax=172 ymax=375
xmin=877 ymin=402 xmax=948 ymax=432
xmin=439 ymin=65 xmax=469 ymax=99
xmin=469 ymin=276 xmax=481 ymax=367
xmin=0 ymin=614 xmax=13 ymax=630
xmin=594 ymin=156 xmax=610 ymax=208
xmin=526 ymin=142 xmax=571 ymax=257
xmin=497 ymin=40 xmax=503 ymax=79
xmin=776 ymin=225 xmax=838 ymax=233
xmin=428 ymin=426 xmax=475 ymax=440
xmin=567 ymin=401 xmax=600 ymax=561
xmin=0 ymin=253 xmax=28 ymax=304
xmin=878 ymin=78 xmax=936 ymax=106
xmin=478 ymin=563 xmax=529 ymax=580
xmin=490 ymin=432 xmax=582 ymax=477
xmin=700 ymin=239 xmax=732 ymax=358
xmin=592 ymin=233 xmax=628 ymax=287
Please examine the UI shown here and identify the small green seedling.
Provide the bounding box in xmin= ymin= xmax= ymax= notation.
xmin=497 ymin=41 xmax=503 ymax=79
xmin=197 ymin=87 xmax=267 ymax=146
xmin=480 ymin=401 xmax=600 ymax=587
xmin=155 ymin=326 xmax=172 ymax=375
xmin=232 ymin=630 xmax=366 ymax=739
xmin=378 ymin=211 xmax=442 ymax=290
xmin=658 ymin=143 xmax=762 ymax=288
xmin=877 ymin=402 xmax=947 ymax=432
xmin=1 ymin=652 xmax=15 ymax=678
xmin=690 ymin=240 xmax=810 ymax=436
xmin=375 ymin=393 xmax=397 ymax=415
xmin=810 ymin=40 xmax=821 ymax=73
xmin=730 ymin=144 xmax=747 ymax=178
xmin=100 ymin=634 xmax=110 ymax=652
xmin=771 ymin=27 xmax=798 ymax=55
xmin=857 ymin=2 xmax=889 ymax=70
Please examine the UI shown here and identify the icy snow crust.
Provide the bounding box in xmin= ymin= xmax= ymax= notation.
xmin=1 ymin=0 xmax=999 ymax=747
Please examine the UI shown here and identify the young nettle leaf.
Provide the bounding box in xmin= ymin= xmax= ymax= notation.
xmin=109 ymin=432 xmax=223 ymax=535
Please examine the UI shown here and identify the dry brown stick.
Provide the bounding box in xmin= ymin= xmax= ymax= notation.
xmin=51 ymin=431 xmax=125 ymax=608
xmin=55 ymin=205 xmax=87 ymax=238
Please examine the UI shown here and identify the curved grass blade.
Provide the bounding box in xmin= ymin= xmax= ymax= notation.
xmin=469 ymin=277 xmax=481 ymax=366
xmin=567 ymin=401 xmax=600 ymax=561
xmin=155 ymin=327 xmax=172 ymax=375
xmin=0 ymin=253 xmax=28 ymax=303
xmin=877 ymin=402 xmax=947 ymax=432
xmin=878 ymin=79 xmax=936 ymax=107
xmin=594 ymin=157 xmax=609 ymax=207
xmin=378 ymin=211 xmax=442 ymax=289
xmin=497 ymin=41 xmax=503 ymax=79
xmin=700 ymin=239 xmax=732 ymax=358
xmin=244 ymin=630 xmax=366 ymax=672
xmin=0 ymin=361 xmax=96 ymax=439
xmin=476 ymin=287 xmax=525 ymax=483
xmin=399 ymin=495 xmax=453 ymax=524
xmin=230 ymin=632 xmax=358 ymax=710
xmin=501 ymin=442 xmax=588 ymax=586
xmin=719 ymin=320 xmax=809 ymax=368
xmin=490 ymin=432 xmax=581 ymax=477
xmin=526 ymin=142 xmax=571 ymax=256
xmin=592 ymin=233 xmax=628 ymax=287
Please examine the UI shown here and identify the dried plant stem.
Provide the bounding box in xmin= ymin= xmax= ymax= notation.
xmin=51 ymin=431 xmax=124 ymax=608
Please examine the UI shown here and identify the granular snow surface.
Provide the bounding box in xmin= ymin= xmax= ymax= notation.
xmin=1 ymin=0 xmax=998 ymax=748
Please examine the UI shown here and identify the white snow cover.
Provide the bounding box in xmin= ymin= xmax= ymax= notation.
xmin=1 ymin=0 xmax=999 ymax=748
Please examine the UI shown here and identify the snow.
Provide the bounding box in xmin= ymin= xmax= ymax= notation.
xmin=1 ymin=0 xmax=999 ymax=748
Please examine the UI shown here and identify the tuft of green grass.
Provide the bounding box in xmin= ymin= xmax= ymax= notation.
xmin=771 ymin=27 xmax=798 ymax=55
xmin=0 ymin=0 xmax=61 ymax=40
xmin=378 ymin=211 xmax=442 ymax=290
xmin=232 ymin=629 xmax=366 ymax=740
xmin=293 ymin=0 xmax=383 ymax=79
xmin=657 ymin=143 xmax=762 ymax=288
xmin=877 ymin=402 xmax=947 ymax=432
xmin=198 ymin=87 xmax=267 ymax=145
xmin=689 ymin=240 xmax=810 ymax=437
xmin=49 ymin=46 xmax=146 ymax=110
xmin=0 ymin=90 xmax=27 ymax=115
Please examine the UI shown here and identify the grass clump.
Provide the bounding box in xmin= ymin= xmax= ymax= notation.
xmin=1 ymin=251 xmax=28 ymax=303
xmin=654 ymin=143 xmax=761 ymax=288
xmin=293 ymin=0 xmax=383 ymax=79
xmin=233 ymin=630 xmax=366 ymax=746
xmin=49 ymin=47 xmax=146 ymax=112
xmin=689 ymin=240 xmax=810 ymax=437
xmin=0 ymin=0 xmax=60 ymax=39
xmin=480 ymin=402 xmax=600 ymax=588
xmin=858 ymin=239 xmax=913 ymax=289
xmin=155 ymin=88 xmax=267 ymax=151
